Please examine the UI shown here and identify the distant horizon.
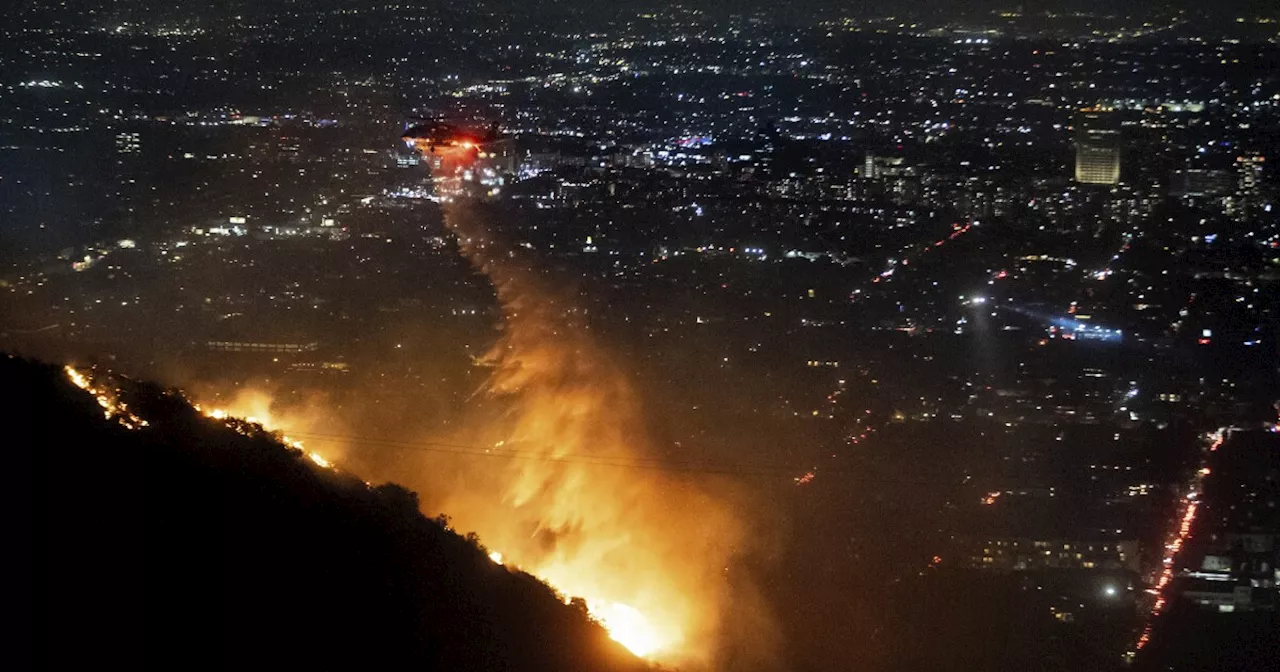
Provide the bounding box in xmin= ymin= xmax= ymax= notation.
xmin=12 ymin=0 xmax=1280 ymax=19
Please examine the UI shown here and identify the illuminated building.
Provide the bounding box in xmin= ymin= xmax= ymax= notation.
xmin=1237 ymin=154 xmax=1264 ymax=196
xmin=862 ymin=152 xmax=906 ymax=180
xmin=115 ymin=132 xmax=141 ymax=154
xmin=1227 ymin=154 xmax=1266 ymax=218
xmin=478 ymin=138 xmax=517 ymax=175
xmin=1171 ymin=169 xmax=1234 ymax=199
xmin=861 ymin=152 xmax=918 ymax=204
xmin=1074 ymin=112 xmax=1121 ymax=186
xmin=969 ymin=537 xmax=1139 ymax=572
xmin=205 ymin=341 xmax=319 ymax=354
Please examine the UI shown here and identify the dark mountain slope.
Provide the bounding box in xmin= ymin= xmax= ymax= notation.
xmin=7 ymin=355 xmax=650 ymax=672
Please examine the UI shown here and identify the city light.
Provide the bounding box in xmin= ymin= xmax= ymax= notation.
xmin=13 ymin=7 xmax=1280 ymax=671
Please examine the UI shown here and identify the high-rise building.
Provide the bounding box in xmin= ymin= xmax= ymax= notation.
xmin=115 ymin=132 xmax=141 ymax=154
xmin=1237 ymin=154 xmax=1264 ymax=195
xmin=1225 ymin=154 xmax=1265 ymax=219
xmin=1171 ymin=169 xmax=1234 ymax=198
xmin=862 ymin=152 xmax=906 ymax=180
xmin=1074 ymin=112 xmax=1121 ymax=186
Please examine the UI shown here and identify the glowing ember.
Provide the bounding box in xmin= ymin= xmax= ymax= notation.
xmin=191 ymin=400 xmax=337 ymax=473
xmin=64 ymin=366 xmax=149 ymax=430
xmin=65 ymin=366 xmax=91 ymax=390
xmin=488 ymin=551 xmax=504 ymax=565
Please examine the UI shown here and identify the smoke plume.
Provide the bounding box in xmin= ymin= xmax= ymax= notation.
xmin=412 ymin=202 xmax=774 ymax=668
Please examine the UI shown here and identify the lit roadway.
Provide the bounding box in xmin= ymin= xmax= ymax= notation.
xmin=1126 ymin=427 xmax=1225 ymax=663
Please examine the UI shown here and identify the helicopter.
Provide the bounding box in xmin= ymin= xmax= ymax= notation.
xmin=401 ymin=117 xmax=501 ymax=155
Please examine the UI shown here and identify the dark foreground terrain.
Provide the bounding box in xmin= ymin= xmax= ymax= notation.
xmin=7 ymin=355 xmax=647 ymax=671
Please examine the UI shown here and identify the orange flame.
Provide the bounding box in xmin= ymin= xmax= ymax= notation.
xmin=172 ymin=158 xmax=775 ymax=665
xmin=421 ymin=203 xmax=761 ymax=666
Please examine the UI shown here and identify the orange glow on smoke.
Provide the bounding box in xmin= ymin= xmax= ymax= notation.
xmin=67 ymin=353 xmax=731 ymax=662
xmin=164 ymin=148 xmax=771 ymax=666
xmin=185 ymin=389 xmax=701 ymax=655
xmin=413 ymin=203 xmax=759 ymax=666
xmin=190 ymin=389 xmax=340 ymax=475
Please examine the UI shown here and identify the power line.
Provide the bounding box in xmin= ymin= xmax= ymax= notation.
xmin=291 ymin=429 xmax=785 ymax=467
xmin=283 ymin=429 xmax=964 ymax=486
xmin=288 ymin=430 xmax=799 ymax=475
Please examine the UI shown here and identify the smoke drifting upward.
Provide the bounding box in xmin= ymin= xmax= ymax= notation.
xmin=426 ymin=202 xmax=775 ymax=668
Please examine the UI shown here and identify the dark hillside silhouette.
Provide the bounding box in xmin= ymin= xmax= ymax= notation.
xmin=7 ymin=355 xmax=651 ymax=672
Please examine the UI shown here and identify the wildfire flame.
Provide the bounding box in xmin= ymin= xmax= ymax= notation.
xmin=64 ymin=365 xmax=149 ymax=430
xmin=484 ymin=545 xmax=663 ymax=656
xmin=417 ymin=203 xmax=758 ymax=665
xmin=589 ymin=601 xmax=663 ymax=658
xmin=139 ymin=152 xmax=772 ymax=666
xmin=191 ymin=400 xmax=337 ymax=473
xmin=63 ymin=365 xmax=712 ymax=661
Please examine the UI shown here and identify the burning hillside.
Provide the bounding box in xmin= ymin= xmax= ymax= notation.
xmin=427 ymin=202 xmax=755 ymax=665
xmin=179 ymin=200 xmax=777 ymax=668
xmin=13 ymin=354 xmax=652 ymax=671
